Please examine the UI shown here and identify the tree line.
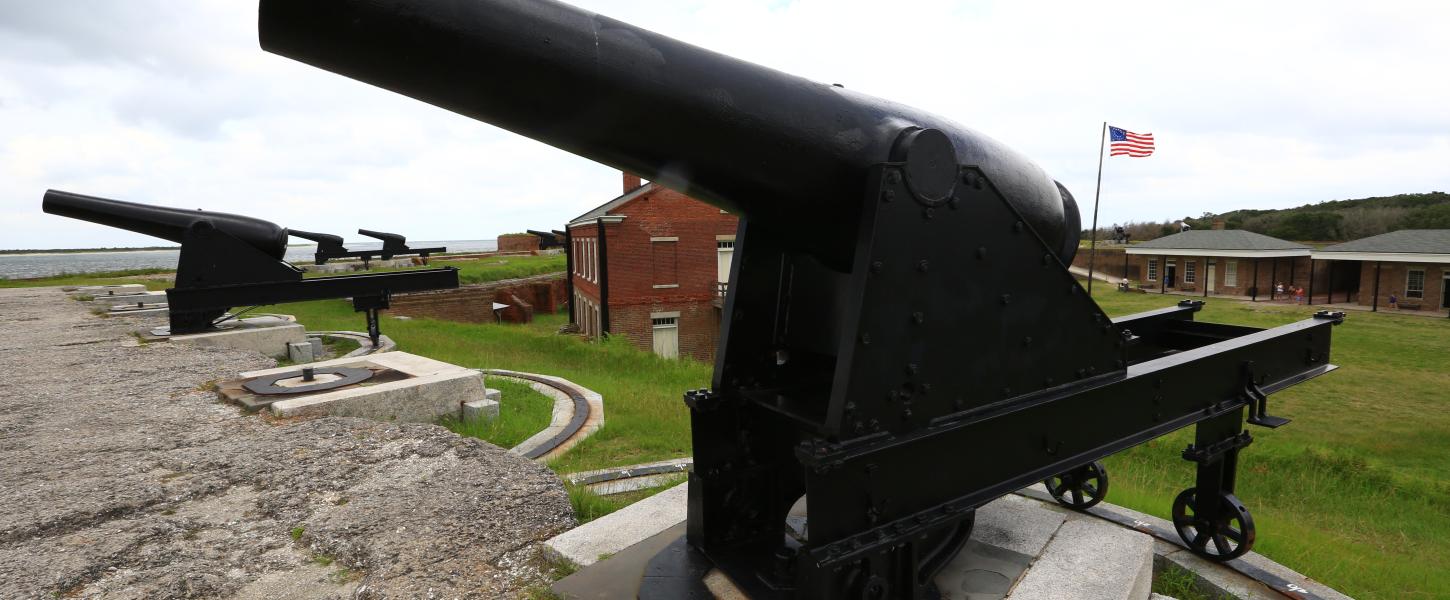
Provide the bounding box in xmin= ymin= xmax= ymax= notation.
xmin=1087 ymin=191 xmax=1450 ymax=243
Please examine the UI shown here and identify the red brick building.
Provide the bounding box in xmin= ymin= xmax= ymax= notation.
xmin=567 ymin=173 xmax=739 ymax=360
xmin=1124 ymin=230 xmax=1317 ymax=300
xmin=1313 ymin=230 xmax=1450 ymax=312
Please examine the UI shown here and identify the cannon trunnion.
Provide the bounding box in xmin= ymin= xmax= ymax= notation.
xmin=43 ymin=190 xmax=458 ymax=345
xmin=259 ymin=0 xmax=1341 ymax=597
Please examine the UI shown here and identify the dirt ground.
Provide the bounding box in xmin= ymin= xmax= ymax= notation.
xmin=0 ymin=287 xmax=575 ymax=599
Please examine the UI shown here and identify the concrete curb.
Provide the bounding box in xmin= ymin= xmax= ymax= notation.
xmin=486 ymin=370 xmax=604 ymax=462
xmin=544 ymin=482 xmax=688 ymax=568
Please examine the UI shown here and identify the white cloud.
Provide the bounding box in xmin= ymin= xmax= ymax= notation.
xmin=1 ymin=0 xmax=1447 ymax=249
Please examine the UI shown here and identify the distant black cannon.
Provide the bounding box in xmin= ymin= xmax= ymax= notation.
xmin=43 ymin=190 xmax=458 ymax=345
xmin=526 ymin=229 xmax=566 ymax=250
xmin=291 ymin=228 xmax=446 ymax=265
xmin=260 ymin=1 xmax=1342 ymax=597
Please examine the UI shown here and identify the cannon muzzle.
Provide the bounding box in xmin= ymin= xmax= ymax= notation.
xmin=357 ymin=228 xmax=407 ymax=250
xmin=258 ymin=0 xmax=1081 ymax=268
xmin=43 ymin=190 xmax=289 ymax=261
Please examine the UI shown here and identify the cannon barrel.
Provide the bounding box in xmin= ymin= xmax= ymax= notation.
xmin=258 ymin=0 xmax=1081 ymax=268
xmin=43 ymin=190 xmax=288 ymax=260
xmin=357 ymin=228 xmax=406 ymax=247
xmin=288 ymin=228 xmax=344 ymax=246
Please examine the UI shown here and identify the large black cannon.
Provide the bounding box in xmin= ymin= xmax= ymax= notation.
xmin=259 ymin=1 xmax=1342 ymax=597
xmin=43 ymin=190 xmax=458 ymax=345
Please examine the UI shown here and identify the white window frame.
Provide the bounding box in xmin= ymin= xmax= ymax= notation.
xmin=1147 ymin=259 xmax=1158 ymax=281
xmin=651 ymin=312 xmax=680 ymax=359
xmin=1184 ymin=261 xmax=1196 ymax=284
xmin=1225 ymin=261 xmax=1239 ymax=287
xmin=650 ymin=238 xmax=678 ymax=288
xmin=1406 ymin=267 xmax=1425 ymax=299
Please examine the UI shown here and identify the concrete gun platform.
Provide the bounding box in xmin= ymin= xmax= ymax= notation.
xmin=548 ymin=480 xmax=1355 ymax=600
xmin=222 ymin=351 xmax=488 ymax=423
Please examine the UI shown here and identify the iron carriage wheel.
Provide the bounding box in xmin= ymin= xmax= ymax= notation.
xmin=1043 ymin=460 xmax=1109 ymax=510
xmin=1171 ymin=488 xmax=1256 ymax=561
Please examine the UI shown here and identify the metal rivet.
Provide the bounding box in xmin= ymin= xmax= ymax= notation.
xmin=917 ymin=260 xmax=930 ymax=272
xmin=1013 ymin=221 xmax=1025 ymax=233
xmin=923 ymin=208 xmax=935 ymax=220
xmin=886 ymin=171 xmax=902 ymax=185
xmin=881 ymin=190 xmax=895 ymax=203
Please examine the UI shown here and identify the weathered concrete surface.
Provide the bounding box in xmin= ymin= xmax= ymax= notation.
xmin=0 ymin=287 xmax=574 ymax=599
xmin=1005 ymin=517 xmax=1154 ymax=600
xmin=169 ymin=317 xmax=307 ymax=359
xmin=544 ymin=483 xmax=688 ymax=567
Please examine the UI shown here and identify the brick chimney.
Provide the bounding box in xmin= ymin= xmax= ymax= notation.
xmin=1212 ymin=219 xmax=1226 ymax=230
xmin=623 ymin=172 xmax=642 ymax=193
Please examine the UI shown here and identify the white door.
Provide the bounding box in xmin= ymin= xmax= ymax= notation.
xmin=652 ymin=317 xmax=679 ymax=359
xmin=1207 ymin=265 xmax=1216 ymax=293
xmin=717 ymin=241 xmax=735 ymax=285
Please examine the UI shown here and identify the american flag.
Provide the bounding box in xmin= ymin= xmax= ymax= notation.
xmin=1109 ymin=126 xmax=1155 ymax=157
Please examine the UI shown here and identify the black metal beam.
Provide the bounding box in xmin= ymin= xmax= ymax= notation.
xmin=166 ymin=267 xmax=458 ymax=312
xmin=564 ymin=230 xmax=576 ymax=326
xmin=1372 ymin=261 xmax=1382 ymax=312
xmin=596 ymin=217 xmax=610 ymax=335
xmin=1252 ymin=258 xmax=1260 ymax=301
xmin=1308 ymin=258 xmax=1316 ymax=305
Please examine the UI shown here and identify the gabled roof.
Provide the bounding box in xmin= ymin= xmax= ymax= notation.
xmin=569 ymin=183 xmax=656 ymax=226
xmin=1132 ymin=230 xmax=1310 ymax=251
xmin=1316 ymin=230 xmax=1450 ymax=254
xmin=1124 ymin=230 xmax=1311 ymax=257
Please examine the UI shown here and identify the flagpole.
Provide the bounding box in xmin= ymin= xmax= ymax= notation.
xmin=1086 ymin=121 xmax=1107 ymax=293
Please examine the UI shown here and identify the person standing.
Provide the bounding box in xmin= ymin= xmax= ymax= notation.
xmin=1389 ymin=291 xmax=1399 ymax=310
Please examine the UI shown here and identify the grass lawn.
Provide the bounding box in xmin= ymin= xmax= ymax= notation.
xmin=8 ymin=264 xmax=1446 ymax=598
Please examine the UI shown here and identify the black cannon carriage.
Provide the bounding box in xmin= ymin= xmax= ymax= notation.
xmin=43 ymin=190 xmax=458 ymax=345
xmin=258 ymin=1 xmax=1342 ymax=597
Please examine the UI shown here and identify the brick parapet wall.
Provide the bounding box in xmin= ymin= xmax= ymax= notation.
xmin=497 ymin=234 xmax=541 ymax=253
xmin=388 ymin=272 xmax=566 ymax=323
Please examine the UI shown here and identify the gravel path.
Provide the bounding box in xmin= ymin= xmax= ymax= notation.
xmin=0 ymin=287 xmax=575 ymax=599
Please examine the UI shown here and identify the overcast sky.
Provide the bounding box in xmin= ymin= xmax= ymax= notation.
xmin=2 ymin=0 xmax=1447 ymax=250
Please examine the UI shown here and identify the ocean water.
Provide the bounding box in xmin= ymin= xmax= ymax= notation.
xmin=0 ymin=239 xmax=498 ymax=280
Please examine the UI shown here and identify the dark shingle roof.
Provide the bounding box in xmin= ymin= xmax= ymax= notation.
xmin=1317 ymin=230 xmax=1450 ymax=254
xmin=1132 ymin=230 xmax=1310 ymax=251
xmin=569 ymin=183 xmax=656 ymax=225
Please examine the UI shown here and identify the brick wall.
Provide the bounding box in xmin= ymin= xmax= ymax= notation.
xmin=1356 ymin=262 xmax=1446 ymax=310
xmin=1127 ymin=255 xmax=1326 ymax=299
xmin=497 ymin=234 xmax=541 ymax=253
xmin=1072 ymin=247 xmax=1139 ymax=280
xmin=611 ymin=300 xmax=722 ymax=362
xmin=388 ymin=272 xmax=566 ymax=323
